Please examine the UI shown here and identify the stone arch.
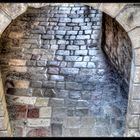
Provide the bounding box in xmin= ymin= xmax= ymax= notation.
xmin=0 ymin=3 xmax=139 ymax=137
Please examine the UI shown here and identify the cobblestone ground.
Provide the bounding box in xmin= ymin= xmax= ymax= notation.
xmin=0 ymin=3 xmax=128 ymax=137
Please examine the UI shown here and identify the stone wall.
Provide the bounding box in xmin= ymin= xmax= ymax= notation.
xmin=101 ymin=13 xmax=132 ymax=86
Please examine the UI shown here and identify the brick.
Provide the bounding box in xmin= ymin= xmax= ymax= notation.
xmin=47 ymin=61 xmax=60 ymax=67
xmin=87 ymin=62 xmax=96 ymax=68
xmin=127 ymin=115 xmax=139 ymax=128
xmin=76 ymin=35 xmax=90 ymax=40
xmin=60 ymin=68 xmax=79 ymax=75
xmin=44 ymin=89 xmax=56 ymax=97
xmin=56 ymin=30 xmax=66 ymax=35
xmin=33 ymin=89 xmax=44 ymax=97
xmin=75 ymin=50 xmax=88 ymax=56
xmin=27 ymin=107 xmax=39 ymax=118
xmin=67 ymin=45 xmax=79 ymax=50
xmin=15 ymin=105 xmax=27 ymax=119
xmin=69 ymin=91 xmax=81 ymax=99
xmin=66 ymin=82 xmax=82 ymax=90
xmin=42 ymin=81 xmax=56 ymax=88
xmin=74 ymin=40 xmax=85 ymax=45
xmin=49 ymin=75 xmax=64 ymax=81
xmin=39 ymin=107 xmax=52 ymax=118
xmin=80 ymin=68 xmax=96 ymax=75
xmin=67 ymin=31 xmax=78 ymax=35
xmin=35 ymin=97 xmax=49 ymax=107
xmin=56 ymin=82 xmax=65 ymax=89
xmin=64 ymin=117 xmax=81 ymax=128
xmin=52 ymin=107 xmax=66 ymax=118
xmin=27 ymin=119 xmax=50 ymax=127
xmin=72 ymin=18 xmax=84 ymax=23
xmin=42 ymin=35 xmax=54 ymax=39
xmin=56 ymin=50 xmax=69 ymax=55
xmin=60 ymin=61 xmax=67 ymax=67
xmin=36 ymin=60 xmax=47 ymax=66
xmin=48 ymin=67 xmax=59 ymax=75
xmin=12 ymin=80 xmax=30 ymax=88
xmin=8 ymin=59 xmax=26 ymax=66
xmin=31 ymin=81 xmax=42 ymax=88
xmin=65 ymin=56 xmax=83 ymax=61
xmin=51 ymin=123 xmax=62 ymax=137
xmin=27 ymin=128 xmax=49 ymax=137
xmin=74 ymin=62 xmax=87 ymax=68
xmin=49 ymin=98 xmax=64 ymax=107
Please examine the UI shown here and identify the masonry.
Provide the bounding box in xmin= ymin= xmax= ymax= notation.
xmin=0 ymin=3 xmax=139 ymax=137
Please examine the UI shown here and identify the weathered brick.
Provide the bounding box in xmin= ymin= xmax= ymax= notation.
xmin=72 ymin=18 xmax=84 ymax=23
xmin=8 ymin=59 xmax=26 ymax=66
xmin=27 ymin=107 xmax=39 ymax=118
xmin=12 ymin=80 xmax=30 ymax=88
xmin=76 ymin=35 xmax=90 ymax=40
xmin=31 ymin=81 xmax=42 ymax=88
xmin=56 ymin=82 xmax=65 ymax=89
xmin=35 ymin=97 xmax=49 ymax=107
xmin=67 ymin=45 xmax=79 ymax=50
xmin=65 ymin=56 xmax=82 ymax=62
xmin=42 ymin=81 xmax=56 ymax=88
xmin=74 ymin=62 xmax=87 ymax=68
xmin=39 ymin=107 xmax=52 ymax=118
xmin=56 ymin=50 xmax=69 ymax=55
xmin=66 ymin=82 xmax=82 ymax=90
xmin=48 ymin=67 xmax=59 ymax=75
xmin=75 ymin=50 xmax=88 ymax=56
xmin=60 ymin=68 xmax=79 ymax=75
xmin=49 ymin=75 xmax=64 ymax=81
xmin=27 ymin=119 xmax=50 ymax=127
xmin=27 ymin=127 xmax=49 ymax=137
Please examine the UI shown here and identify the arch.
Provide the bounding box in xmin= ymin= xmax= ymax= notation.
xmin=0 ymin=3 xmax=139 ymax=137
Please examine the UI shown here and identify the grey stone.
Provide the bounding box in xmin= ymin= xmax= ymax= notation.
xmin=56 ymin=30 xmax=66 ymax=35
xmin=67 ymin=31 xmax=78 ymax=35
xmin=49 ymin=75 xmax=64 ymax=81
xmin=42 ymin=81 xmax=56 ymax=88
xmin=42 ymin=35 xmax=54 ymax=39
xmin=51 ymin=123 xmax=62 ymax=137
xmin=31 ymin=81 xmax=42 ymax=88
xmin=72 ymin=18 xmax=84 ymax=23
xmin=47 ymin=61 xmax=60 ymax=67
xmin=75 ymin=50 xmax=88 ymax=56
xmin=77 ymin=100 xmax=89 ymax=107
xmin=65 ymin=56 xmax=83 ymax=62
xmin=49 ymin=97 xmax=65 ymax=107
xmin=60 ymin=68 xmax=79 ymax=75
xmin=67 ymin=45 xmax=79 ymax=50
xmin=48 ymin=67 xmax=59 ymax=74
xmin=56 ymin=50 xmax=69 ymax=55
xmin=80 ymin=68 xmax=96 ymax=75
xmin=36 ymin=60 xmax=47 ymax=66
xmin=76 ymin=35 xmax=90 ymax=40
xmin=74 ymin=40 xmax=85 ymax=45
xmin=74 ymin=62 xmax=87 ymax=68
xmin=52 ymin=107 xmax=66 ymax=117
xmin=87 ymin=62 xmax=96 ymax=68
xmin=56 ymin=82 xmax=65 ymax=89
xmin=69 ymin=91 xmax=81 ymax=99
xmin=44 ymin=89 xmax=56 ymax=97
xmin=66 ymin=82 xmax=82 ymax=90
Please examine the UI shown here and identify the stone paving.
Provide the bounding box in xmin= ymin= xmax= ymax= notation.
xmin=0 ymin=3 xmax=128 ymax=137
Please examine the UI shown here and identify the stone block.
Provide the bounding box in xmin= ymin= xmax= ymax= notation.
xmin=66 ymin=82 xmax=82 ymax=90
xmin=12 ymin=80 xmax=30 ymax=88
xmin=27 ymin=107 xmax=39 ymax=118
xmin=26 ymin=127 xmax=49 ymax=137
xmin=51 ymin=123 xmax=62 ymax=137
xmin=31 ymin=81 xmax=42 ymax=88
xmin=39 ymin=107 xmax=52 ymax=118
xmin=69 ymin=91 xmax=81 ymax=99
xmin=76 ymin=35 xmax=90 ymax=40
xmin=72 ymin=18 xmax=84 ymax=23
xmin=67 ymin=45 xmax=79 ymax=50
xmin=49 ymin=75 xmax=64 ymax=81
xmin=127 ymin=115 xmax=139 ymax=128
xmin=65 ymin=56 xmax=83 ymax=62
xmin=75 ymin=50 xmax=88 ymax=56
xmin=56 ymin=50 xmax=69 ymax=55
xmin=27 ymin=119 xmax=50 ymax=127
xmin=36 ymin=60 xmax=47 ymax=66
xmin=87 ymin=62 xmax=96 ymax=68
xmin=49 ymin=98 xmax=64 ymax=107
xmin=35 ymin=97 xmax=49 ymax=107
xmin=52 ymin=107 xmax=66 ymax=118
xmin=48 ymin=67 xmax=59 ymax=74
xmin=80 ymin=68 xmax=96 ymax=75
xmin=8 ymin=59 xmax=26 ymax=66
xmin=42 ymin=81 xmax=56 ymax=88
xmin=56 ymin=82 xmax=65 ymax=89
xmin=130 ymin=100 xmax=140 ymax=114
xmin=74 ymin=62 xmax=87 ymax=68
xmin=60 ymin=68 xmax=79 ymax=75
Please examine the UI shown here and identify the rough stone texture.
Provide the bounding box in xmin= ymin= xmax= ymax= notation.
xmin=101 ymin=13 xmax=132 ymax=85
xmin=0 ymin=3 xmax=135 ymax=137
